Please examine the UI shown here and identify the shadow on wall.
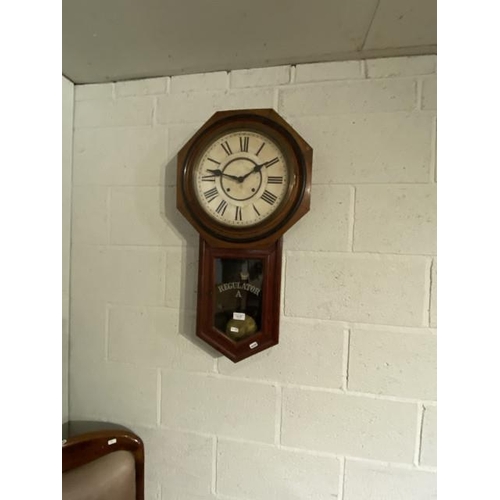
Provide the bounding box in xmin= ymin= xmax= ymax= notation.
xmin=161 ymin=153 xmax=222 ymax=360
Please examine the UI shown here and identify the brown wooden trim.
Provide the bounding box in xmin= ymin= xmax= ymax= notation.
xmin=62 ymin=421 xmax=144 ymax=500
xmin=197 ymin=237 xmax=282 ymax=362
xmin=177 ymin=109 xmax=311 ymax=362
xmin=177 ymin=109 xmax=312 ymax=248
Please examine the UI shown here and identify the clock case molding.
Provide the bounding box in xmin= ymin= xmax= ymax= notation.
xmin=197 ymin=239 xmax=283 ymax=362
xmin=177 ymin=109 xmax=312 ymax=249
xmin=176 ymin=109 xmax=312 ymax=362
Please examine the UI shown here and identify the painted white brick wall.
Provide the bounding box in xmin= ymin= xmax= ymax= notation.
xmin=69 ymin=55 xmax=437 ymax=500
xmin=217 ymin=440 xmax=340 ymax=499
xmin=282 ymin=388 xmax=417 ymax=463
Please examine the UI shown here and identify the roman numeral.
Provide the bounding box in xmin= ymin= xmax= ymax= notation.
xmin=215 ymin=200 xmax=228 ymax=216
xmin=253 ymin=204 xmax=261 ymax=216
xmin=261 ymin=190 xmax=277 ymax=205
xmin=207 ymin=157 xmax=220 ymax=165
xmin=235 ymin=206 xmax=243 ymax=221
xmin=240 ymin=136 xmax=249 ymax=152
xmin=201 ymin=176 xmax=216 ymax=182
xmin=204 ymin=187 xmax=218 ymax=203
xmin=266 ymin=157 xmax=279 ymax=168
xmin=268 ymin=176 xmax=283 ymax=184
xmin=221 ymin=141 xmax=232 ymax=156
xmin=256 ymin=142 xmax=265 ymax=156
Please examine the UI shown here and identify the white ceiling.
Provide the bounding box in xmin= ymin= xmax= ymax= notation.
xmin=62 ymin=0 xmax=436 ymax=85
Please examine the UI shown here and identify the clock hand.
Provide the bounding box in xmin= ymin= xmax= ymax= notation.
xmin=206 ymin=169 xmax=241 ymax=181
xmin=240 ymin=159 xmax=273 ymax=181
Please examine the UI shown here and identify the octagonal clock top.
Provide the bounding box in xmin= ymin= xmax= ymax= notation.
xmin=177 ymin=108 xmax=312 ymax=248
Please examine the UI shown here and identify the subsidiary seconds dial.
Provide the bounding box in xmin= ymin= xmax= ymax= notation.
xmin=194 ymin=130 xmax=290 ymax=227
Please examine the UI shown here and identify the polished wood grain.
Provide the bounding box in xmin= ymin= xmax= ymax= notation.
xmin=176 ymin=109 xmax=313 ymax=248
xmin=197 ymin=237 xmax=282 ymax=362
xmin=177 ymin=109 xmax=312 ymax=361
xmin=62 ymin=421 xmax=144 ymax=500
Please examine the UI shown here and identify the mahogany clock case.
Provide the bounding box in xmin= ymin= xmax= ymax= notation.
xmin=176 ymin=109 xmax=312 ymax=362
xmin=176 ymin=109 xmax=313 ymax=248
xmin=196 ymin=238 xmax=282 ymax=363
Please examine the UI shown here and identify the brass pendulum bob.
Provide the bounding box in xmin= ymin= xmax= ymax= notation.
xmin=225 ymin=261 xmax=258 ymax=341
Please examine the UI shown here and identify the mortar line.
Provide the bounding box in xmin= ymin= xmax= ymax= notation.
xmin=74 ymin=110 xmax=436 ymax=130
xmin=148 ymin=420 xmax=437 ymax=473
xmin=281 ymin=251 xmax=288 ymax=315
xmin=100 ymin=303 xmax=435 ymax=335
xmin=278 ymin=443 xmax=437 ymax=471
xmin=275 ymin=385 xmax=283 ymax=446
xmin=77 ymin=239 xmax=440 ymax=254
xmin=211 ymin=436 xmax=218 ymax=495
xmin=338 ymin=456 xmax=347 ymax=500
xmin=427 ymin=258 xmax=434 ymax=327
xmin=80 ymin=304 xmax=436 ymax=336
xmin=345 ymin=455 xmax=437 ymax=472
xmin=273 ymin=87 xmax=280 ymax=110
xmin=341 ymin=328 xmax=351 ymax=391
xmin=155 ymin=366 xmax=437 ymax=404
xmin=155 ymin=424 xmax=216 ymax=440
xmin=281 ymin=385 xmax=436 ymax=404
xmin=151 ymin=96 xmax=158 ymax=126
xmin=361 ymin=59 xmax=368 ymax=78
xmin=419 ymin=258 xmax=433 ymax=327
xmin=414 ymin=404 xmax=425 ymax=466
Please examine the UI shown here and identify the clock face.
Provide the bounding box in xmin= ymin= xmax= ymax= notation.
xmin=193 ymin=130 xmax=291 ymax=227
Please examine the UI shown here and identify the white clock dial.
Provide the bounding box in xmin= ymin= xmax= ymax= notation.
xmin=193 ymin=130 xmax=290 ymax=227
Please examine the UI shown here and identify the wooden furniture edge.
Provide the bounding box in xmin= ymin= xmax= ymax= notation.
xmin=62 ymin=423 xmax=144 ymax=500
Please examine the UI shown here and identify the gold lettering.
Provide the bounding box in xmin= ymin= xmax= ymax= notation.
xmin=217 ymin=281 xmax=262 ymax=297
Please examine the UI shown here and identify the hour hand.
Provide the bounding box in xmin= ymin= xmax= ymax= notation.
xmin=207 ymin=168 xmax=222 ymax=177
xmin=207 ymin=169 xmax=240 ymax=181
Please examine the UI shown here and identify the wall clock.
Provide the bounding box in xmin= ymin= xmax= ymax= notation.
xmin=177 ymin=109 xmax=312 ymax=362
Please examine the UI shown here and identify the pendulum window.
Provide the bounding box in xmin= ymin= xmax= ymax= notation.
xmin=214 ymin=258 xmax=263 ymax=342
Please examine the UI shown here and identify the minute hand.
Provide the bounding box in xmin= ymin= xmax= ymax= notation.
xmin=242 ymin=159 xmax=276 ymax=180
